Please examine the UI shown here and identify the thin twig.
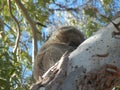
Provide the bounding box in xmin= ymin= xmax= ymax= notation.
xmin=4 ymin=22 xmax=14 ymax=31
xmin=0 ymin=2 xmax=4 ymax=11
xmin=36 ymin=22 xmax=47 ymax=27
xmin=8 ymin=0 xmax=21 ymax=53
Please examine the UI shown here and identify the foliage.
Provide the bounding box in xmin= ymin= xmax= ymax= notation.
xmin=0 ymin=0 xmax=120 ymax=89
xmin=0 ymin=0 xmax=51 ymax=89
xmin=0 ymin=27 xmax=22 ymax=89
xmin=48 ymin=0 xmax=120 ymax=37
xmin=114 ymin=86 xmax=120 ymax=90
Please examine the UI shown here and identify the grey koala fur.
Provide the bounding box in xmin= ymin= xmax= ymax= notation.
xmin=33 ymin=26 xmax=85 ymax=81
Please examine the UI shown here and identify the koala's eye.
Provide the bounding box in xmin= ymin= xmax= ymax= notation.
xmin=69 ymin=41 xmax=78 ymax=47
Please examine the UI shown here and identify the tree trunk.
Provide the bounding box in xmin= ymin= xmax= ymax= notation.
xmin=30 ymin=15 xmax=120 ymax=90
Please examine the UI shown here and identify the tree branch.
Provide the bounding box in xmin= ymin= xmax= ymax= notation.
xmin=14 ymin=0 xmax=39 ymax=63
xmin=49 ymin=0 xmax=91 ymax=11
xmin=35 ymin=22 xmax=47 ymax=27
xmin=8 ymin=0 xmax=20 ymax=54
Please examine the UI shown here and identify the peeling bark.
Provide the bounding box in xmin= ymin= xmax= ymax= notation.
xmin=30 ymin=52 xmax=70 ymax=90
